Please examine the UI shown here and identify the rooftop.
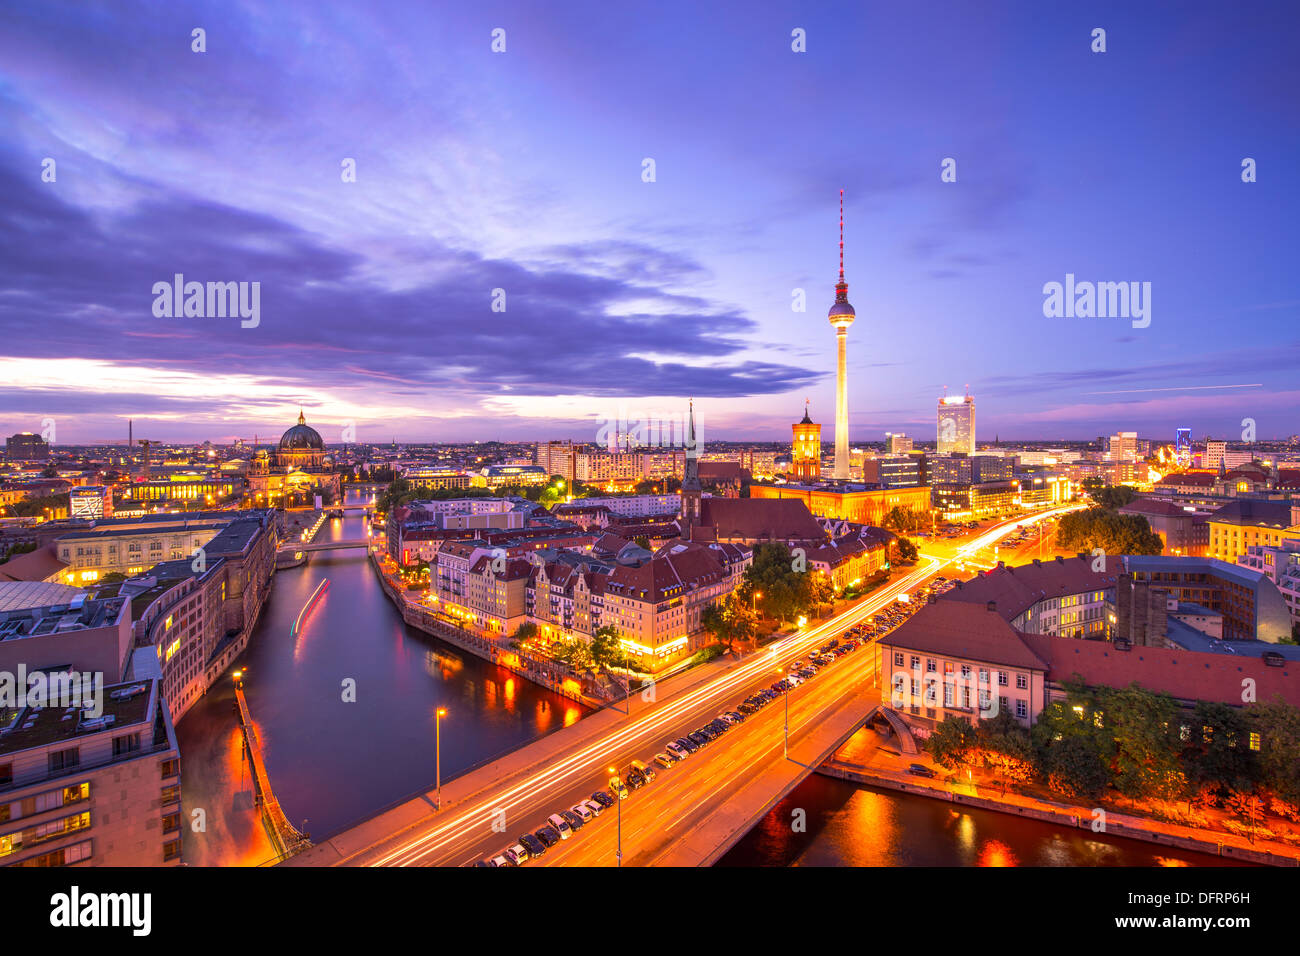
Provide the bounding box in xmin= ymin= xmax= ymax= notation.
xmin=0 ymin=677 xmax=157 ymax=757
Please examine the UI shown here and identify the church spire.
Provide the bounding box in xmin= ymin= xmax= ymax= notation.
xmin=298 ymin=408 xmax=306 ymax=426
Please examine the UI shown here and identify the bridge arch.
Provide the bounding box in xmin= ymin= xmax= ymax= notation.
xmin=861 ymin=704 xmax=919 ymax=755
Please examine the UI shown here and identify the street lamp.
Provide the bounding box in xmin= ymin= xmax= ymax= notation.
xmin=435 ymin=707 xmax=447 ymax=808
xmin=752 ymin=590 xmax=762 ymax=613
xmin=608 ymin=765 xmax=622 ymax=867
xmin=776 ymin=667 xmax=789 ymax=757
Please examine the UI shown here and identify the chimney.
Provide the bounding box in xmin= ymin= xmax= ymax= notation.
xmin=1032 ymin=557 xmax=1041 ymax=566
xmin=1055 ymin=555 xmax=1064 ymax=563
xmin=986 ymin=600 xmax=997 ymax=613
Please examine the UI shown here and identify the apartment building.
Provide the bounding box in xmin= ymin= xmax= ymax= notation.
xmin=1206 ymin=499 xmax=1300 ymax=563
xmin=941 ymin=555 xmax=1116 ymax=639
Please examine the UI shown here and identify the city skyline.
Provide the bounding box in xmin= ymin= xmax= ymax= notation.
xmin=1 ymin=2 xmax=1298 ymax=443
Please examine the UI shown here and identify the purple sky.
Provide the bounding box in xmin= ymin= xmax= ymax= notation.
xmin=1 ymin=1 xmax=1297 ymax=446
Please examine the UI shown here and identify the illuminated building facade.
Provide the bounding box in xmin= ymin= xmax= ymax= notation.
xmin=937 ymin=392 xmax=975 ymax=456
xmin=791 ymin=402 xmax=822 ymax=481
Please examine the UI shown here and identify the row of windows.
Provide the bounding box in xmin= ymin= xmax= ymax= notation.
xmin=894 ymin=653 xmax=1029 ymax=689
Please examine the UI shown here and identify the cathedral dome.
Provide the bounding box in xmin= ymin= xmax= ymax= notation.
xmin=279 ymin=410 xmax=324 ymax=451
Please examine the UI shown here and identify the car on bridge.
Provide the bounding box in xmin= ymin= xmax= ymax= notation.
xmin=535 ymin=824 xmax=563 ymax=848
xmin=505 ymin=842 xmax=530 ymax=865
xmin=519 ymin=833 xmax=546 ymax=857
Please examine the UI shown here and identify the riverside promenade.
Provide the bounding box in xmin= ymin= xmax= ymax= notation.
xmin=820 ymin=728 xmax=1300 ymax=868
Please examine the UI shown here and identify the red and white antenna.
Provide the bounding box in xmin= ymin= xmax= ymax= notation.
xmin=838 ymin=188 xmax=845 ymax=282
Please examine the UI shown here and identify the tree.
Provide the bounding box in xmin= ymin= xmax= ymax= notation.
xmin=926 ymin=716 xmax=978 ymax=771
xmin=1039 ymin=734 xmax=1111 ymax=800
xmin=1055 ymin=508 xmax=1163 ymax=556
xmin=1247 ymin=698 xmax=1300 ymax=806
xmin=633 ymin=535 xmax=650 ymax=550
xmin=1181 ymin=701 xmax=1261 ymax=797
xmin=883 ymin=506 xmax=927 ymax=533
xmin=741 ymin=542 xmax=821 ymax=623
xmin=1100 ymin=684 xmax=1186 ymax=800
xmin=589 ymin=625 xmax=623 ymax=668
xmin=701 ymin=595 xmax=760 ymax=654
xmin=977 ymin=712 xmax=1037 ymax=788
xmin=896 ymin=537 xmax=919 ymax=563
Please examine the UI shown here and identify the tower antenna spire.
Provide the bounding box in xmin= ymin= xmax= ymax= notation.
xmin=838 ymin=189 xmax=845 ymax=282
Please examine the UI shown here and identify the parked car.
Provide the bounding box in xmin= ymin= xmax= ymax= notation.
xmin=581 ymin=799 xmax=604 ymax=817
xmin=738 ymin=702 xmax=758 ymax=716
xmin=505 ymin=843 xmax=530 ymax=865
xmin=590 ymin=790 xmax=615 ymax=809
xmin=571 ymin=803 xmax=594 ymax=823
xmin=535 ymin=825 xmax=562 ymax=848
xmin=519 ymin=833 xmax=546 ymax=857
xmin=625 ymin=769 xmax=645 ymax=790
xmin=677 ymin=736 xmax=700 ymax=753
xmin=474 ymin=859 xmax=493 ymax=867
xmin=490 ymin=854 xmax=513 ymax=867
xmin=560 ymin=809 xmax=585 ymax=831
xmin=718 ymin=712 xmax=740 ymax=725
xmin=654 ymin=753 xmax=675 ymax=770
xmin=688 ymin=731 xmax=710 ymax=747
xmin=907 ymin=763 xmax=936 ymax=778
xmin=727 ymin=710 xmax=745 ymax=723
xmin=667 ymin=741 xmax=691 ymax=759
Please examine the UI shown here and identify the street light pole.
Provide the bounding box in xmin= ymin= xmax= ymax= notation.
xmin=435 ymin=707 xmax=447 ymax=808
xmin=777 ymin=668 xmax=789 ymax=757
xmin=608 ymin=765 xmax=622 ymax=867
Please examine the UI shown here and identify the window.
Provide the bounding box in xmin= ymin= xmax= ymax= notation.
xmin=926 ymin=658 xmax=936 ymax=673
xmin=160 ymin=759 xmax=179 ymax=779
xmin=1015 ymin=673 xmax=1028 ymax=690
xmin=163 ymin=839 xmax=182 ymax=862
xmin=1249 ymin=732 xmax=1261 ymax=752
xmin=997 ymin=671 xmax=1007 ymax=686
xmin=48 ymin=749 xmax=79 ymax=774
xmin=893 ymin=652 xmax=904 ymax=667
xmin=1016 ymin=700 xmax=1028 ymax=719
xmin=113 ymin=734 xmax=141 ymax=759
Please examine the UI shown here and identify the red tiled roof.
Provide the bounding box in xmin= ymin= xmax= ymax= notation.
xmin=698 ymin=497 xmax=826 ymax=543
xmin=0 ymin=545 xmax=69 ymax=582
xmin=1020 ymin=633 xmax=1300 ymax=708
xmin=883 ymin=601 xmax=1049 ymax=671
xmin=941 ymin=555 xmax=1116 ymax=621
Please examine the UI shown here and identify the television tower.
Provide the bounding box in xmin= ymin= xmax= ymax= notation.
xmin=827 ymin=189 xmax=856 ymax=479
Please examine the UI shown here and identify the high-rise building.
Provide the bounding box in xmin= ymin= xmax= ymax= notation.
xmin=1175 ymin=427 xmax=1192 ymax=467
xmin=791 ymin=402 xmax=822 ymax=481
xmin=1107 ymin=431 xmax=1139 ymax=462
xmin=827 ymin=190 xmax=855 ymax=480
xmin=937 ymin=391 xmax=975 ymax=456
xmin=885 ymin=432 xmax=912 ymax=455
xmin=1205 ymin=439 xmax=1227 ymax=470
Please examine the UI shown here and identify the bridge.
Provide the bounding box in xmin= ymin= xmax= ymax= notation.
xmin=234 ymin=686 xmax=312 ymax=861
xmin=282 ymin=538 xmax=371 ymax=553
xmin=281 ymin=507 xmax=1077 ymax=867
